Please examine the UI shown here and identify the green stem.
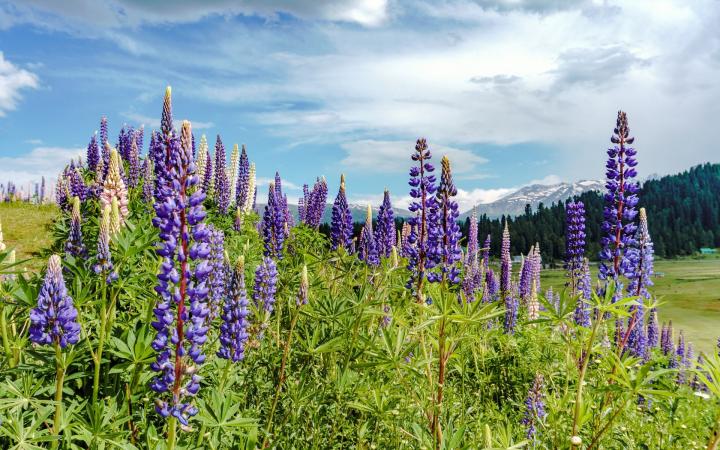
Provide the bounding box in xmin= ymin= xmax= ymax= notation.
xmin=707 ymin=411 xmax=720 ymax=450
xmin=167 ymin=417 xmax=177 ymax=450
xmin=587 ymin=397 xmax=631 ymax=450
xmin=0 ymin=304 xmax=13 ymax=366
xmin=93 ymin=282 xmax=108 ymax=403
xmin=570 ymin=312 xmax=602 ymax=447
xmin=262 ymin=310 xmax=300 ymax=449
xmin=52 ymin=343 xmax=65 ymax=450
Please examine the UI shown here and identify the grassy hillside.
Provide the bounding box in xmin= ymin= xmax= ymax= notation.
xmin=0 ymin=202 xmax=58 ymax=271
xmin=542 ymin=257 xmax=720 ymax=353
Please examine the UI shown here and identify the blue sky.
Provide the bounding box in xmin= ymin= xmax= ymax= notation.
xmin=0 ymin=0 xmax=719 ymax=211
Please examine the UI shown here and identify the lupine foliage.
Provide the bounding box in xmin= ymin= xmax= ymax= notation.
xmin=0 ymin=96 xmax=718 ymax=450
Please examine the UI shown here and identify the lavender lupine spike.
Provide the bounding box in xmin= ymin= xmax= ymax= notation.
xmin=647 ymin=308 xmax=659 ymax=348
xmin=161 ymin=86 xmax=173 ymax=137
xmin=522 ymin=373 xmax=547 ymax=440
xmin=626 ymin=300 xmax=647 ymax=359
xmin=218 ymin=256 xmax=250 ymax=362
xmin=235 ymin=144 xmax=250 ymax=209
xmin=142 ymin=158 xmax=154 ymax=204
xmin=128 ymin=135 xmax=140 ymax=188
xmin=202 ymin=149 xmax=214 ymax=195
xmin=466 ymin=208 xmax=479 ymax=267
xmin=29 ymin=255 xmax=81 ymax=348
xmin=574 ymin=258 xmax=592 ymax=327
xmin=675 ymin=332 xmax=686 ymax=381
xmin=150 ymin=119 xmax=211 ymax=426
xmin=406 ymin=138 xmax=437 ymax=300
xmin=301 ymin=177 xmax=328 ymax=229
xmin=262 ymin=183 xmax=285 ymax=259
xmin=87 ymin=133 xmax=100 ymax=174
xmin=565 ymin=201 xmax=586 ymax=295
xmin=374 ymin=189 xmax=396 ymax=258
xmin=229 ymin=144 xmax=240 ymax=205
xmin=599 ymin=111 xmax=640 ymax=286
xmin=100 ymin=146 xmax=130 ymax=223
xmin=483 ymin=268 xmax=499 ymax=303
xmin=213 ymin=135 xmax=230 ymax=214
xmin=358 ymin=205 xmax=380 ymax=266
xmin=482 ymin=234 xmax=491 ymax=271
xmin=297 ymin=264 xmax=309 ymax=306
xmin=136 ymin=126 xmax=144 ymax=155
xmin=196 ymin=135 xmax=208 ymax=182
xmin=66 ymin=166 xmax=88 ymax=201
xmin=330 ymin=174 xmax=353 ymax=251
xmin=118 ymin=125 xmax=135 ymax=162
xmin=399 ymin=222 xmax=412 ymax=258
xmin=661 ymin=321 xmax=674 ymax=355
xmin=253 ymin=257 xmax=278 ymax=313
xmin=93 ymin=206 xmax=118 ymax=283
xmin=518 ymin=247 xmax=534 ymax=302
xmin=527 ymin=279 xmax=540 ymax=321
xmin=206 ymin=226 xmax=226 ymax=319
xmin=100 ymin=116 xmax=110 ymax=180
xmin=427 ymin=156 xmax=462 ymax=284
xmin=501 ymin=222 xmax=517 ymax=333
xmin=626 ymin=208 xmax=654 ymax=299
xmin=65 ymin=197 xmax=87 ymax=258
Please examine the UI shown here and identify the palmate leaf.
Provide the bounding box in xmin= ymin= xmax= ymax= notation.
xmin=0 ymin=406 xmax=57 ymax=450
xmin=71 ymin=400 xmax=135 ymax=450
xmin=0 ymin=374 xmax=51 ymax=413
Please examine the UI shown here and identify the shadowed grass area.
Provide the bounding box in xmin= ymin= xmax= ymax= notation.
xmin=0 ymin=202 xmax=59 ymax=271
xmin=542 ymin=257 xmax=720 ymax=354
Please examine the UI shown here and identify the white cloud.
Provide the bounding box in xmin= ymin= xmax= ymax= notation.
xmin=0 ymin=51 xmax=39 ymax=116
xmin=340 ymin=140 xmax=487 ymax=173
xmin=0 ymin=146 xmax=84 ymax=186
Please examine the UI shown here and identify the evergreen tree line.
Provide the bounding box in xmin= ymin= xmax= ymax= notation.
xmin=318 ymin=163 xmax=720 ymax=262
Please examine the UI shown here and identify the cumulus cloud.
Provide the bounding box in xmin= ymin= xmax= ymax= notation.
xmin=0 ymin=51 xmax=39 ymax=116
xmin=340 ymin=140 xmax=487 ymax=174
xmin=0 ymin=146 xmax=84 ymax=186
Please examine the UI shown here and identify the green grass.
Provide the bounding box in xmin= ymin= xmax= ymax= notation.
xmin=542 ymin=257 xmax=720 ymax=354
xmin=0 ymin=202 xmax=58 ymax=271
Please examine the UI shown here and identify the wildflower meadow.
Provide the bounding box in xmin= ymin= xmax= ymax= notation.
xmin=1 ymin=87 xmax=719 ymax=450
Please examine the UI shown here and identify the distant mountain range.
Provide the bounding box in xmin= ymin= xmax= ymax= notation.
xmin=460 ymin=180 xmax=606 ymax=219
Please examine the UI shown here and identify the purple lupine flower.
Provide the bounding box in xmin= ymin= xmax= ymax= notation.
xmin=206 ymin=226 xmax=226 ymax=319
xmin=626 ymin=208 xmax=654 ymax=299
xmin=100 ymin=116 xmax=110 ymax=180
xmin=55 ymin=176 xmax=69 ymax=210
xmin=626 ymin=300 xmax=647 ymax=359
xmin=213 ymin=135 xmax=230 ymax=214
xmin=297 ymin=265 xmax=309 ymax=306
xmin=381 ymin=304 xmax=392 ymax=328
xmin=93 ymin=206 xmax=118 ymax=283
xmin=406 ymin=138 xmax=437 ymax=299
xmin=427 ymin=156 xmax=462 ymax=285
xmin=87 ymin=133 xmax=100 ymax=174
xmin=149 ymin=118 xmax=211 ymax=426
xmin=303 ymin=177 xmax=328 ymax=229
xmin=135 ymin=126 xmax=144 ymax=155
xmin=235 ymin=144 xmax=250 ymax=208
xmin=142 ymin=158 xmax=154 ymax=204
xmin=518 ymin=247 xmax=534 ymax=302
xmin=262 ymin=183 xmax=285 ymax=259
xmin=400 ymin=222 xmax=413 ymax=258
xmin=599 ymin=111 xmax=640 ymax=286
xmin=330 ymin=174 xmax=353 ymax=251
xmin=375 ymin=189 xmax=396 ymax=258
xmin=118 ymin=125 xmax=135 ymax=162
xmin=66 ymin=165 xmax=88 ymax=201
xmin=565 ymin=201 xmax=586 ymax=294
xmin=253 ymin=257 xmax=278 ymax=313
xmin=127 ymin=135 xmax=140 ymax=188
xmin=466 ymin=208 xmax=479 ymax=268
xmin=202 ymin=150 xmax=213 ymax=195
xmin=483 ymin=268 xmax=498 ymax=303
xmin=29 ymin=255 xmax=80 ymax=348
xmin=499 ymin=222 xmax=517 ymax=333
xmin=661 ymin=321 xmax=674 ymax=355
xmin=65 ymin=197 xmax=87 ymax=258
xmin=675 ymin=332 xmax=686 ymax=382
xmin=574 ymin=258 xmax=592 ymax=327
xmin=521 ymin=373 xmax=547 ymax=440
xmin=690 ymin=355 xmax=706 ymax=392
xmin=647 ymin=308 xmax=659 ymax=348
xmin=481 ymin=234 xmax=491 ymax=270
xmin=218 ymin=256 xmax=250 ymax=362
xmin=358 ymin=205 xmax=380 ymax=267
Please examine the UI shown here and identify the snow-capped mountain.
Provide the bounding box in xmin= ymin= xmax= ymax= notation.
xmin=459 ymin=179 xmax=605 ymax=219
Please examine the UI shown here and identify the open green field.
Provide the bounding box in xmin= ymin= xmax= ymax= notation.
xmin=0 ymin=202 xmax=59 ymax=271
xmin=542 ymin=257 xmax=720 ymax=354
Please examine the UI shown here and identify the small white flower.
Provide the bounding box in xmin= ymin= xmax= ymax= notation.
xmin=694 ymin=391 xmax=710 ymax=399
